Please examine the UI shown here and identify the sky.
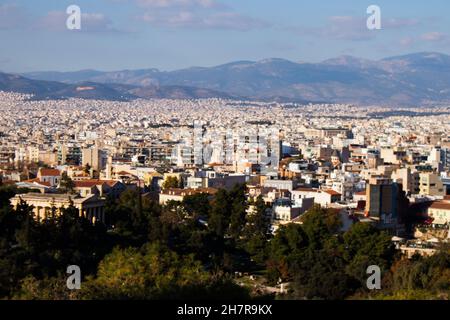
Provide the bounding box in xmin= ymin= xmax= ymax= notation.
xmin=1 ymin=0 xmax=450 ymax=72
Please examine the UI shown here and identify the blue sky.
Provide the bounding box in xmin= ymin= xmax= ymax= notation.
xmin=1 ymin=0 xmax=450 ymax=72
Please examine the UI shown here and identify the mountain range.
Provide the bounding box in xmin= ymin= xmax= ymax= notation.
xmin=1 ymin=52 xmax=450 ymax=105
xmin=0 ymin=72 xmax=235 ymax=101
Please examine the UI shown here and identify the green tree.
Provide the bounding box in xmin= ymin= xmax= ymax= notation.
xmin=162 ymin=176 xmax=181 ymax=190
xmin=267 ymin=224 xmax=309 ymax=282
xmin=13 ymin=275 xmax=76 ymax=300
xmin=108 ymin=189 xmax=162 ymax=245
xmin=228 ymin=184 xmax=248 ymax=240
xmin=182 ymin=193 xmax=210 ymax=219
xmin=243 ymin=196 xmax=271 ymax=263
xmin=245 ymin=196 xmax=270 ymax=238
xmin=291 ymin=249 xmax=354 ymax=300
xmin=0 ymin=185 xmax=19 ymax=208
xmin=208 ymin=189 xmax=230 ymax=238
xmin=301 ymin=205 xmax=341 ymax=249
xmin=343 ymin=222 xmax=395 ymax=286
xmin=59 ymin=172 xmax=75 ymax=194
xmin=80 ymin=243 xmax=249 ymax=300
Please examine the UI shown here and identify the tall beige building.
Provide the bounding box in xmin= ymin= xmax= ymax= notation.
xmin=419 ymin=172 xmax=445 ymax=197
xmin=380 ymin=147 xmax=407 ymax=165
xmin=82 ymin=146 xmax=106 ymax=172
xmin=391 ymin=168 xmax=420 ymax=195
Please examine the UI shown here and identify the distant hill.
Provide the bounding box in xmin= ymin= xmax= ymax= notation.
xmin=7 ymin=52 xmax=450 ymax=105
xmin=128 ymin=85 xmax=237 ymax=100
xmin=0 ymin=72 xmax=236 ymax=101
xmin=0 ymin=72 xmax=67 ymax=96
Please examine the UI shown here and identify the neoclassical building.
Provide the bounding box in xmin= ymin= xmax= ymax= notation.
xmin=10 ymin=193 xmax=106 ymax=224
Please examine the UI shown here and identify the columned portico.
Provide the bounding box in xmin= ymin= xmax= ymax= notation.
xmin=10 ymin=193 xmax=106 ymax=224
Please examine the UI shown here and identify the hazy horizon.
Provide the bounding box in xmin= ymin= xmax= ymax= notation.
xmin=1 ymin=51 xmax=445 ymax=74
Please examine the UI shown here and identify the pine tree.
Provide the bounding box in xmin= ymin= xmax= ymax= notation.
xmin=228 ymin=184 xmax=248 ymax=240
xmin=60 ymin=172 xmax=75 ymax=194
xmin=243 ymin=196 xmax=271 ymax=263
xmin=208 ymin=189 xmax=230 ymax=237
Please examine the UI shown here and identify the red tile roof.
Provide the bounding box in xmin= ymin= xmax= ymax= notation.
xmin=429 ymin=202 xmax=450 ymax=211
xmin=74 ymin=179 xmax=122 ymax=188
xmin=323 ymin=189 xmax=341 ymax=196
xmin=102 ymin=180 xmax=122 ymax=187
xmin=39 ymin=168 xmax=61 ymax=177
xmin=74 ymin=180 xmax=105 ymax=188
xmin=293 ymin=187 xmax=318 ymax=192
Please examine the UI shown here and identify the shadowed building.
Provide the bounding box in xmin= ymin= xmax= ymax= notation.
xmin=10 ymin=193 xmax=105 ymax=223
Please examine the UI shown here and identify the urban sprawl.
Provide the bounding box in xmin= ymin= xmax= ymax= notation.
xmin=1 ymin=90 xmax=450 ymax=280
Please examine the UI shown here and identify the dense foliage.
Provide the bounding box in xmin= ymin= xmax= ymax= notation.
xmin=0 ymin=184 xmax=449 ymax=300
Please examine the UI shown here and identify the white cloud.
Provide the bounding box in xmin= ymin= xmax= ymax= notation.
xmin=141 ymin=10 xmax=269 ymax=30
xmin=136 ymin=0 xmax=221 ymax=8
xmin=290 ymin=16 xmax=421 ymax=42
xmin=122 ymin=0 xmax=268 ymax=31
xmin=421 ymin=32 xmax=447 ymax=42
xmin=384 ymin=18 xmax=419 ymax=29
xmin=37 ymin=11 xmax=119 ymax=32
xmin=289 ymin=16 xmax=375 ymax=42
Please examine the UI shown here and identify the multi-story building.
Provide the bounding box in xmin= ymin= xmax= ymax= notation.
xmin=391 ymin=167 xmax=420 ymax=195
xmin=427 ymin=201 xmax=450 ymax=226
xmin=291 ymin=187 xmax=341 ymax=207
xmin=58 ymin=143 xmax=82 ymax=166
xmin=365 ymin=177 xmax=403 ymax=231
xmin=419 ymin=172 xmax=445 ymax=197
xmin=82 ymin=146 xmax=107 ymax=172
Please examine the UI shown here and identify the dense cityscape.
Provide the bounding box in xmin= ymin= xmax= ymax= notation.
xmin=0 ymin=90 xmax=449 ymax=300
